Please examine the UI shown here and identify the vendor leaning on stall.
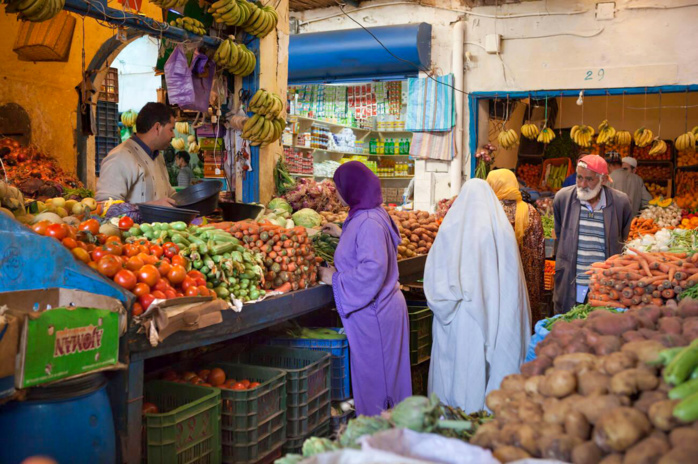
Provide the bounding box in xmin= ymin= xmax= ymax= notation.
xmin=96 ymin=102 xmax=176 ymax=206
xmin=553 ymin=155 xmax=632 ymax=314
xmin=318 ymin=161 xmax=411 ymax=417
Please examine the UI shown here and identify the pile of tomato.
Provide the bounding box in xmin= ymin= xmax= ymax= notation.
xmin=31 ymin=218 xmax=216 ymax=316
xmin=161 ymin=367 xmax=260 ymax=390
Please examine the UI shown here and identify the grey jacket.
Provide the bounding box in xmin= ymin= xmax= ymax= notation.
xmin=610 ymin=168 xmax=652 ymax=217
xmin=553 ymin=185 xmax=632 ymax=314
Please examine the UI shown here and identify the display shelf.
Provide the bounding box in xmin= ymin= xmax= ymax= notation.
xmin=637 ymin=159 xmax=673 ymax=164
xmin=290 ymin=115 xmax=371 ymax=134
xmin=284 ymin=145 xmax=410 ymax=158
xmin=290 ymin=172 xmax=314 ymax=178
xmin=676 ymin=165 xmax=698 ymax=171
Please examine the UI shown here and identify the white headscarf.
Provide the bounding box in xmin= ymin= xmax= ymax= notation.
xmin=425 ymin=179 xmax=531 ymax=409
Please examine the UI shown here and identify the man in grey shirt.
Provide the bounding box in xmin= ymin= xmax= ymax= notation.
xmin=176 ymin=151 xmax=194 ymax=187
xmin=609 ymin=156 xmax=652 ymax=217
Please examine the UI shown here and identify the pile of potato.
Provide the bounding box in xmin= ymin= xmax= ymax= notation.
xmin=387 ymin=208 xmax=441 ymax=260
xmin=471 ymin=299 xmax=698 ymax=463
xmin=319 ymin=210 xmax=348 ymax=225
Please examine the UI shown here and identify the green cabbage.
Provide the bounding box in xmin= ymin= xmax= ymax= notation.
xmin=388 ymin=393 xmax=442 ymax=433
xmin=302 ymin=437 xmax=340 ymax=457
xmin=292 ymin=208 xmax=322 ymax=228
xmin=273 ymin=454 xmax=304 ymax=464
xmin=268 ymin=198 xmax=293 ymax=215
xmin=338 ymin=415 xmax=391 ymax=448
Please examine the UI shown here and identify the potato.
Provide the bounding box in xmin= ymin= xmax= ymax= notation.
xmin=601 ymin=352 xmax=638 ymax=376
xmin=633 ymin=390 xmax=668 ymax=414
xmin=470 ymin=429 xmax=499 ymax=449
xmin=648 ymin=399 xmax=682 ymax=431
xmin=593 ymin=407 xmax=651 ymax=452
xmin=669 ymin=427 xmax=698 ymax=449
xmin=622 ymin=435 xmax=670 ymax=464
xmin=621 ymin=340 xmax=666 ymax=365
xmin=493 ymin=446 xmax=531 ymax=462
xmin=565 ymin=410 xmax=592 ymax=440
xmin=504 ymin=423 xmax=539 ymax=456
xmin=538 ymin=342 xmax=563 ymax=360
xmin=677 ymin=297 xmax=698 ymax=318
xmin=660 ymin=305 xmax=677 ymax=317
xmin=538 ymin=434 xmax=583 ymax=462
xmin=681 ymin=318 xmax=698 ymax=340
xmin=578 ymin=371 xmax=610 ymax=396
xmin=658 ymin=317 xmax=682 ymax=335
xmin=554 ymin=353 xmax=599 ymax=372
xmin=657 ymin=447 xmax=698 ymax=464
xmin=521 ymin=355 xmax=553 ymax=377
xmin=525 ymin=375 xmax=544 ymax=396
xmin=623 ymin=330 xmax=647 ymax=342
xmin=517 ymin=400 xmax=543 ymax=423
xmin=572 ymin=441 xmax=604 ymax=464
xmin=564 ymin=336 xmax=593 ymax=354
xmin=591 ymin=335 xmax=623 ymax=356
xmin=599 ymin=455 xmax=623 ymax=464
xmin=575 ymin=395 xmax=623 ymax=424
xmin=637 ymin=305 xmax=662 ymax=323
xmin=485 ymin=390 xmax=508 ymax=412
xmin=652 ymin=333 xmax=688 ymax=348
xmin=589 ymin=313 xmax=638 ymax=336
xmin=610 ymin=368 xmax=660 ymax=396
xmin=543 ymin=398 xmax=570 ymax=425
xmin=540 ymin=369 xmax=577 ymax=398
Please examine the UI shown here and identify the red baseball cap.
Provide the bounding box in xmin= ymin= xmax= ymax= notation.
xmin=578 ymin=154 xmax=608 ymax=176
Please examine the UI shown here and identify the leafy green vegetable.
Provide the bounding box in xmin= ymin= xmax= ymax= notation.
xmin=542 ymin=214 xmax=554 ymax=239
xmin=292 ymin=208 xmax=322 ymax=228
xmin=543 ymin=303 xmax=619 ymax=331
xmin=268 ymin=198 xmax=293 ymax=215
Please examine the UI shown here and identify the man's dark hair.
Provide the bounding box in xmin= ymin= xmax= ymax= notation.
xmin=135 ymin=103 xmax=174 ymax=134
xmin=606 ymin=154 xmax=622 ymax=167
xmin=176 ymin=151 xmax=190 ymax=164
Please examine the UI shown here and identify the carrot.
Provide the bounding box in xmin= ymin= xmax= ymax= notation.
xmin=634 ymin=286 xmax=646 ymax=296
xmin=590 ymin=299 xmax=621 ymax=307
xmin=651 ymin=298 xmax=664 ymax=306
xmin=275 ymin=282 xmax=293 ymax=293
xmin=662 ymin=289 xmax=675 ymax=299
xmin=638 ymin=258 xmax=652 ymax=277
xmin=591 ymin=263 xmax=611 ymax=269
xmin=621 ymin=298 xmax=634 ymax=307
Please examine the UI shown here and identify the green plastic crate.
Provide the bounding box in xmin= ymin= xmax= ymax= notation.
xmin=144 ymin=380 xmax=222 ymax=464
xmin=282 ymin=417 xmax=332 ymax=455
xmin=211 ymin=363 xmax=287 ymax=464
xmin=411 ymin=359 xmax=430 ymax=397
xmin=229 ymin=346 xmax=331 ymax=439
xmin=408 ymin=306 xmax=432 ymax=365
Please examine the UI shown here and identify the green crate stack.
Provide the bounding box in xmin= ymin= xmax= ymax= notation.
xmin=411 ymin=359 xmax=430 ymax=396
xmin=211 ymin=363 xmax=287 ymax=464
xmin=408 ymin=306 xmax=432 ymax=365
xmin=144 ymin=380 xmax=222 ymax=464
xmin=282 ymin=415 xmax=332 ymax=455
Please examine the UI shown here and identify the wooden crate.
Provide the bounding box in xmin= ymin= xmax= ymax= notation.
xmin=13 ymin=11 xmax=76 ymax=62
xmin=99 ymin=68 xmax=119 ymax=103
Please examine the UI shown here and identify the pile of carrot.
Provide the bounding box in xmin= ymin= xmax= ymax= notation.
xmin=628 ymin=217 xmax=660 ymax=240
xmin=587 ymin=249 xmax=698 ymax=309
xmin=225 ymin=221 xmax=317 ymax=292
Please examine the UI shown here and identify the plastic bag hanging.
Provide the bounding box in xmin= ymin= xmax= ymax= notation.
xmin=164 ymin=45 xmax=195 ymax=108
xmin=181 ymin=50 xmax=216 ymax=113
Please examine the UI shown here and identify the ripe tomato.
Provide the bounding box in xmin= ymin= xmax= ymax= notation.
xmin=104 ymin=241 xmax=123 ymax=256
xmin=198 ymin=370 xmax=211 ymax=382
xmin=163 ymin=242 xmax=180 ymax=259
xmin=239 ymin=379 xmax=251 ymax=389
xmin=137 ymin=265 xmax=160 ymax=287
xmin=142 ymin=402 xmax=159 ymax=415
xmin=62 ymin=237 xmax=78 ymax=250
xmin=164 ymin=289 xmax=177 ymax=299
xmin=167 ymin=265 xmax=187 ymax=285
xmin=32 ymin=220 xmax=50 ymax=236
xmin=185 ymin=287 xmax=200 ymax=297
xmin=138 ymin=253 xmax=158 ymax=265
xmin=208 ymin=368 xmax=226 ymax=386
xmin=97 ymin=255 xmax=121 ymax=278
xmin=76 ymin=241 xmax=88 ymax=250
xmin=96 ymin=234 xmax=107 ymax=245
xmin=133 ymin=283 xmax=150 ymax=297
xmin=88 ymin=261 xmax=99 ymax=271
xmin=125 ymin=256 xmax=144 ymax=272
xmin=79 ymin=219 xmax=100 ymax=235
xmin=176 ymin=292 xmax=184 ymax=298
xmin=46 ymin=224 xmax=67 ymax=240
xmin=149 ymin=245 xmax=164 ymax=258
xmin=187 ymin=270 xmax=205 ymax=281
xmin=114 ymin=269 xmax=137 ymax=290
xmin=248 ymin=382 xmax=261 ymax=389
xmin=118 ymin=216 xmax=134 ymax=231
xmin=182 ymin=372 xmax=197 ymax=381
xmin=171 ymin=255 xmax=188 ymax=267
xmin=106 ymin=235 xmax=122 ymax=244
xmin=139 ymin=293 xmax=156 ymax=311
xmin=122 ymin=244 xmax=139 ymax=257
xmin=231 ymin=382 xmax=247 ymax=391
xmin=151 ymin=290 xmax=166 ymax=300
xmin=181 ymin=276 xmax=197 ymax=291
xmin=197 ymin=286 xmax=210 ymax=297
xmin=153 ymin=278 xmax=171 ymax=293
xmin=72 ymin=247 xmax=91 ymax=263
xmin=91 ymin=247 xmax=109 ymax=262
xmin=194 ymin=277 xmax=206 ymax=287
xmin=132 ymin=302 xmax=144 ymax=317
xmin=156 ymin=260 xmax=171 ymax=277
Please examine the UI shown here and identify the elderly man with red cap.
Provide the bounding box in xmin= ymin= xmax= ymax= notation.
xmin=553 ymin=154 xmax=633 ymax=313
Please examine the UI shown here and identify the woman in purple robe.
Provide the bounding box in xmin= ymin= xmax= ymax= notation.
xmin=318 ymin=161 xmax=412 ymax=416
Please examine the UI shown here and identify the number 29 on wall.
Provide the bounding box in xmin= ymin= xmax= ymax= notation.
xmin=584 ymin=69 xmax=605 ymax=81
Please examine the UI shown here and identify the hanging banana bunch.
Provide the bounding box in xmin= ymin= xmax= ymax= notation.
xmin=615 ymin=131 xmax=632 ymax=147
xmin=596 ymin=120 xmax=617 ymax=145
xmin=498 ymin=128 xmax=519 ymax=149
xmin=648 ymin=138 xmax=667 ymax=156
xmin=521 ymin=123 xmax=540 ymax=140
xmin=571 ymin=125 xmax=595 ymax=148
xmin=537 ymin=127 xmax=555 ymax=144
xmin=675 ymin=131 xmax=696 ymax=152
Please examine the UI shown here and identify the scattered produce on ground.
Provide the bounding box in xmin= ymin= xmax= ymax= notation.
xmin=387 ymin=208 xmax=441 ymax=259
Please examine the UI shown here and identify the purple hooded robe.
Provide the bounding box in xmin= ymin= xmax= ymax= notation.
xmin=331 ymin=162 xmax=412 ymax=416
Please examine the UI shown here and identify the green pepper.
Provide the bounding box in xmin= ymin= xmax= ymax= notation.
xmin=674 ymin=391 xmax=698 ymax=422
xmin=144 ymin=231 xmax=155 ymax=240
xmin=669 ymin=378 xmax=698 ymax=400
xmin=212 ymin=255 xmax=222 ymax=264
xmin=658 ymin=347 xmax=686 ymax=366
xmin=171 ymin=221 xmax=187 ymax=231
xmin=152 ymin=224 xmax=162 ymax=232
xmin=212 ymin=242 xmax=236 ymax=255
xmin=665 ymin=341 xmax=698 ymax=385
xmin=128 ymin=226 xmax=142 ymax=236
xmin=140 ymin=223 xmax=153 ymax=234
xmin=172 ymin=233 xmax=191 ymax=247
xmin=160 ymin=223 xmax=171 ymax=230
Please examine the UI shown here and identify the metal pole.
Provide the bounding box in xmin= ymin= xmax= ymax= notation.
xmin=450 ymin=20 xmax=465 ymax=196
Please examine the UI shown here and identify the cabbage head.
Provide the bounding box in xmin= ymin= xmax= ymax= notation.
xmin=292 ymin=208 xmax=322 ymax=228
xmin=268 ymin=198 xmax=293 ymax=215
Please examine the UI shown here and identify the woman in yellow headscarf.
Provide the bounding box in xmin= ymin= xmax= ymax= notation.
xmin=487 ymin=169 xmax=545 ymax=324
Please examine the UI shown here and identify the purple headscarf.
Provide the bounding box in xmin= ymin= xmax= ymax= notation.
xmin=333 ymin=161 xmax=383 ymax=220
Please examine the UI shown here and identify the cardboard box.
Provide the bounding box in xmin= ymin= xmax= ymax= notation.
xmin=0 ymin=288 xmax=124 ymax=389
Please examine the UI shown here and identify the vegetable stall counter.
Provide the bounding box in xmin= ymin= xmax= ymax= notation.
xmin=398 ymin=254 xmax=428 ymax=284
xmin=117 ymin=285 xmax=334 ymax=464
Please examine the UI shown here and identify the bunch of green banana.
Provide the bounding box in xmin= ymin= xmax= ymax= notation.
xmin=149 ymin=0 xmax=188 ymax=9
xmin=242 ymin=114 xmax=285 ymax=147
xmin=675 ymin=131 xmax=697 ymax=152
xmin=634 ymin=127 xmax=654 ymax=148
xmin=615 ymin=130 xmax=632 ymax=147
xmin=175 ymin=122 xmax=190 ymax=134
xmin=170 ymin=17 xmax=207 ymax=36
xmin=213 ymin=37 xmax=256 ymax=77
xmin=648 ymin=138 xmax=668 ymax=156
xmin=520 ymin=123 xmax=539 ymax=140
xmin=537 ymin=127 xmax=555 ymax=144
xmin=121 ymin=110 xmax=138 ymax=128
xmin=596 ymin=119 xmax=617 ymax=145
xmin=5 ymin=0 xmax=65 ymax=22
xmin=248 ymin=89 xmax=284 ymax=119
xmin=497 ymin=129 xmax=518 ymax=149
xmin=242 ymin=2 xmax=279 ymax=38
xmin=657 ymin=341 xmax=698 ymax=422
xmin=171 ymin=138 xmax=187 ymax=151
xmin=571 ymin=124 xmax=595 ymax=147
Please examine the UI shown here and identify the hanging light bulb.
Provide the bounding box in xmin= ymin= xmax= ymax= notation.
xmin=576 ymin=90 xmax=584 ymax=106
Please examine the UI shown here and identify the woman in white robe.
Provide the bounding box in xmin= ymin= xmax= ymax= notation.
xmin=425 ymin=179 xmax=531 ymax=412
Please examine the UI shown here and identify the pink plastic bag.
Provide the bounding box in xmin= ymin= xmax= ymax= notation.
xmin=164 ymin=46 xmax=195 ymax=108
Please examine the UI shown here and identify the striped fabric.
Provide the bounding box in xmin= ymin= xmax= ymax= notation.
xmin=409 ymin=130 xmax=456 ymax=161
xmin=576 ymin=210 xmax=606 ymax=286
xmin=406 ymin=74 xmax=455 ymax=132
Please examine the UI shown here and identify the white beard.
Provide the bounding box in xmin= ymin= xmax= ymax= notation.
xmin=576 ymin=181 xmax=603 ymax=202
